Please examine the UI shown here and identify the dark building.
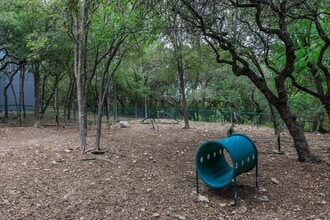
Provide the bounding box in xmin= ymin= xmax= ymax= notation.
xmin=0 ymin=71 xmax=35 ymax=112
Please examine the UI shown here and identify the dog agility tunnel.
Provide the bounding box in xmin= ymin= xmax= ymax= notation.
xmin=195 ymin=133 xmax=258 ymax=205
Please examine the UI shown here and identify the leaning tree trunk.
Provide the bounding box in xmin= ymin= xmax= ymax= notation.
xmin=94 ymin=70 xmax=107 ymax=152
xmin=277 ymin=105 xmax=312 ymax=161
xmin=178 ymin=0 xmax=316 ymax=162
xmin=94 ymin=52 xmax=122 ymax=151
xmin=238 ymin=66 xmax=314 ymax=162
xmin=3 ymin=71 xmax=18 ymax=118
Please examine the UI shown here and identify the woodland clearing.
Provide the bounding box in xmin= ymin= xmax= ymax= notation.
xmin=0 ymin=120 xmax=329 ymax=219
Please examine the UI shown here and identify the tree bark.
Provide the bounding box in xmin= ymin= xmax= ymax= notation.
xmin=53 ymin=88 xmax=61 ymax=126
xmin=94 ymin=67 xmax=108 ymax=152
xmin=94 ymin=53 xmax=122 ymax=151
xmin=277 ymin=105 xmax=311 ymax=161
xmin=325 ymin=102 xmax=330 ymax=123
xmin=63 ymin=78 xmax=75 ymax=121
xmin=167 ymin=11 xmax=190 ymax=129
xmin=179 ymin=0 xmax=316 ymax=161
xmin=33 ymin=62 xmax=41 ymax=127
xmin=94 ymin=97 xmax=103 ymax=152
xmin=3 ymin=73 xmax=14 ymax=119
xmin=178 ymin=58 xmax=190 ymax=129
xmin=19 ymin=65 xmax=26 ymax=118
xmin=74 ymin=0 xmax=88 ymax=151
xmin=3 ymin=67 xmax=21 ymax=118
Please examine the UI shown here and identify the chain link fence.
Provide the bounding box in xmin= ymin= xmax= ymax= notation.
xmin=1 ymin=105 xmax=329 ymax=132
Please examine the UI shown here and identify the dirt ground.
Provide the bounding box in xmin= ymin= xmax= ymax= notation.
xmin=0 ymin=120 xmax=329 ymax=220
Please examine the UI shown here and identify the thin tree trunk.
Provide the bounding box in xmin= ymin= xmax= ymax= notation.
xmin=3 ymin=76 xmax=12 ymax=119
xmin=269 ymin=103 xmax=282 ymax=153
xmin=94 ymin=93 xmax=104 ymax=152
xmin=104 ymin=93 xmax=109 ymax=123
xmin=94 ymin=55 xmax=122 ymax=151
xmin=76 ymin=81 xmax=87 ymax=151
xmin=74 ymin=0 xmax=88 ymax=151
xmin=144 ymin=94 xmax=148 ymax=118
xmin=178 ymin=60 xmax=190 ymax=129
xmin=39 ymin=75 xmax=47 ymax=118
xmin=19 ymin=66 xmax=26 ymax=118
xmin=135 ymin=99 xmax=138 ymax=119
xmin=54 ymin=88 xmax=61 ymax=126
xmin=67 ymin=79 xmax=75 ymax=120
xmin=33 ymin=62 xmax=41 ymax=127
xmin=3 ymin=69 xmax=20 ymax=118
xmin=94 ymin=70 xmax=107 ymax=152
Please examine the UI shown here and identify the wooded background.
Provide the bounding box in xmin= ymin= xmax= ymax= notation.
xmin=0 ymin=0 xmax=329 ymax=160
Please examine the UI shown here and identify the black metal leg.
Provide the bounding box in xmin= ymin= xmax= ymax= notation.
xmin=256 ymin=162 xmax=259 ymax=189
xmin=234 ymin=178 xmax=237 ymax=206
xmin=196 ymin=169 xmax=199 ymax=194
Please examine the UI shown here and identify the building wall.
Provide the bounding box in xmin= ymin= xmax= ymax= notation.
xmin=0 ymin=71 xmax=35 ymax=112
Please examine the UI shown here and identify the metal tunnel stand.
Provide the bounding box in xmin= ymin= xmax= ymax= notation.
xmin=195 ymin=133 xmax=258 ymax=206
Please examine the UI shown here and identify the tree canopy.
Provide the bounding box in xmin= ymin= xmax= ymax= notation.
xmin=0 ymin=0 xmax=329 ymax=161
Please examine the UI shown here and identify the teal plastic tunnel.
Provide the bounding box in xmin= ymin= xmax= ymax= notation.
xmin=195 ymin=133 xmax=258 ymax=204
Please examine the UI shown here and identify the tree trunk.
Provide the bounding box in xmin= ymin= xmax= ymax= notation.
xmin=324 ymin=100 xmax=330 ymax=122
xmin=232 ymin=66 xmax=314 ymax=162
xmin=67 ymin=79 xmax=75 ymax=121
xmin=19 ymin=66 xmax=26 ymax=118
xmin=3 ymin=84 xmax=9 ymax=119
xmin=135 ymin=99 xmax=138 ymax=119
xmin=277 ymin=105 xmax=312 ymax=161
xmin=94 ymin=50 xmax=122 ymax=151
xmin=39 ymin=75 xmax=47 ymax=118
xmin=94 ymin=96 xmax=103 ymax=152
xmin=179 ymin=0 xmax=317 ymax=161
xmin=144 ymin=94 xmax=148 ymax=119
xmin=114 ymin=85 xmax=118 ymax=120
xmin=256 ymin=74 xmax=313 ymax=161
xmin=178 ymin=60 xmax=190 ymax=129
xmin=3 ymin=77 xmax=11 ymax=119
xmin=33 ymin=62 xmax=41 ymax=127
xmin=54 ymin=88 xmax=61 ymax=126
xmin=94 ymin=70 xmax=107 ymax=152
xmin=74 ymin=0 xmax=88 ymax=151
xmin=268 ymin=103 xmax=282 ymax=152
xmin=311 ymin=64 xmax=330 ymax=122
xmin=175 ymin=28 xmax=189 ymax=129
xmin=63 ymin=79 xmax=74 ymax=123
xmin=3 ymin=70 xmax=19 ymax=118
xmin=76 ymin=81 xmax=87 ymax=151
xmin=104 ymin=92 xmax=109 ymax=123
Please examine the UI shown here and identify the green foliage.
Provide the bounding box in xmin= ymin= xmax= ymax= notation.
xmin=289 ymin=92 xmax=325 ymax=120
xmin=1 ymin=0 xmax=328 ymax=127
